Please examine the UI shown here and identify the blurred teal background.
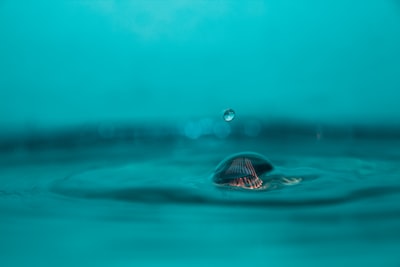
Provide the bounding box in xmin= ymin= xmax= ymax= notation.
xmin=1 ymin=0 xmax=400 ymax=132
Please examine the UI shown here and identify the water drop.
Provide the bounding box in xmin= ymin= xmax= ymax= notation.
xmin=223 ymin=109 xmax=235 ymax=122
xmin=212 ymin=152 xmax=274 ymax=190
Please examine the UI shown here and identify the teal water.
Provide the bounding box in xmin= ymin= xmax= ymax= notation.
xmin=1 ymin=1 xmax=400 ymax=266
xmin=1 ymin=127 xmax=400 ymax=266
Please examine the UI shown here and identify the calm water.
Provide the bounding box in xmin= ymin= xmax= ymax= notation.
xmin=1 ymin=127 xmax=400 ymax=267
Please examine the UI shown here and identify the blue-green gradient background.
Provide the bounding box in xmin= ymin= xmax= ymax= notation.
xmin=1 ymin=0 xmax=400 ymax=131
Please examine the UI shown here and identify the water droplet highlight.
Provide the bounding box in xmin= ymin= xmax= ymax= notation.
xmin=223 ymin=109 xmax=235 ymax=122
xmin=212 ymin=152 xmax=274 ymax=190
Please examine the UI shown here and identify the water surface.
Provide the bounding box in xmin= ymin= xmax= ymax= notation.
xmin=1 ymin=132 xmax=400 ymax=266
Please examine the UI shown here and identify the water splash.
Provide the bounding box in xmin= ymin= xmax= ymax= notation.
xmin=212 ymin=152 xmax=302 ymax=190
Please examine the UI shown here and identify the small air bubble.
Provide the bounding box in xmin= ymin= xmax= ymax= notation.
xmin=223 ymin=109 xmax=235 ymax=122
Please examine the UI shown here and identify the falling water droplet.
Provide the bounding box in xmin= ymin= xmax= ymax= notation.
xmin=223 ymin=109 xmax=235 ymax=122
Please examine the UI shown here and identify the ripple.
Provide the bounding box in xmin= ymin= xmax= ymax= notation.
xmin=51 ymin=181 xmax=400 ymax=208
xmin=49 ymin=159 xmax=400 ymax=208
